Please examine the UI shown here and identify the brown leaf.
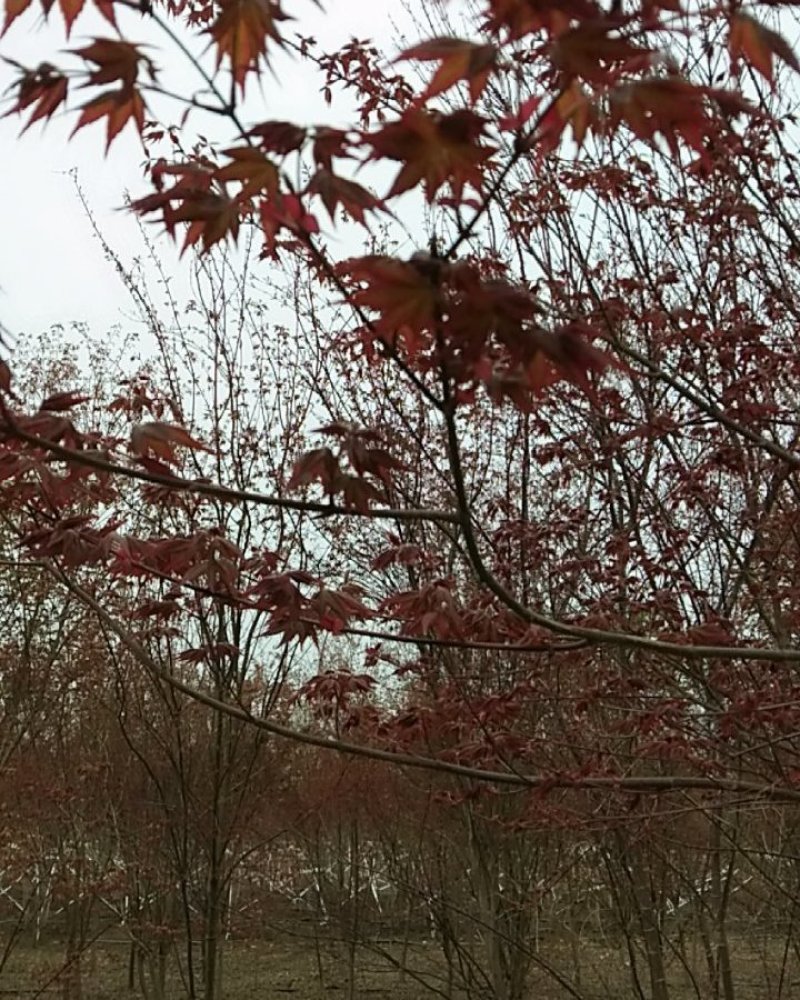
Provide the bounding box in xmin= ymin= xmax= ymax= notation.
xmin=729 ymin=13 xmax=800 ymax=84
xmin=207 ymin=0 xmax=289 ymax=90
xmin=71 ymin=86 xmax=147 ymax=152
xmin=397 ymin=37 xmax=497 ymax=102
xmin=130 ymin=421 xmax=212 ymax=462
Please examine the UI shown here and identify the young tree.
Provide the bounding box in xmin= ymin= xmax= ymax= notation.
xmin=4 ymin=0 xmax=800 ymax=994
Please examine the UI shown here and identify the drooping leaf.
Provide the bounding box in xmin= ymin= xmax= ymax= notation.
xmin=396 ymin=37 xmax=497 ymax=102
xmin=307 ymin=168 xmax=382 ymax=226
xmin=215 ymin=146 xmax=279 ymax=198
xmin=130 ymin=421 xmax=212 ymax=462
xmin=72 ymin=38 xmax=156 ymax=89
xmin=367 ymin=108 xmax=494 ymax=202
xmin=71 ymin=86 xmax=147 ymax=152
xmin=729 ymin=13 xmax=800 ymax=85
xmin=207 ymin=0 xmax=289 ymax=90
xmin=2 ymin=60 xmax=69 ymax=132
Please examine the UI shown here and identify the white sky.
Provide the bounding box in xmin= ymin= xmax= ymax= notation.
xmin=0 ymin=0 xmax=417 ymax=341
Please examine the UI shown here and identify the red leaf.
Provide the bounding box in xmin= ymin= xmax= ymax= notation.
xmin=2 ymin=60 xmax=69 ymax=132
xmin=307 ymin=168 xmax=382 ymax=226
xmin=287 ymin=446 xmax=339 ymax=492
xmin=397 ymin=37 xmax=497 ymax=103
xmin=72 ymin=38 xmax=155 ymax=89
xmin=729 ymin=13 xmax=800 ymax=85
xmin=39 ymin=391 xmax=89 ymax=412
xmin=367 ymin=109 xmax=494 ymax=202
xmin=130 ymin=421 xmax=212 ymax=462
xmin=248 ymin=119 xmax=306 ymax=154
xmin=207 ymin=0 xmax=289 ymax=90
xmin=71 ymin=86 xmax=147 ymax=152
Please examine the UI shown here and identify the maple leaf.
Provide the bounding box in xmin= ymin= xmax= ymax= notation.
xmin=336 ymin=472 xmax=386 ymax=511
xmin=312 ymin=127 xmax=351 ymax=170
xmin=72 ymin=38 xmax=156 ymax=90
xmin=287 ymin=446 xmax=339 ymax=492
xmin=367 ymin=108 xmax=494 ymax=202
xmin=2 ymin=60 xmax=68 ymax=133
xmin=215 ymin=146 xmax=279 ymax=198
xmin=729 ymin=13 xmax=800 ymax=85
xmin=537 ymin=80 xmax=595 ymax=152
xmin=59 ymin=0 xmax=84 ymax=34
xmin=339 ymin=255 xmax=441 ymax=349
xmin=258 ymin=193 xmax=319 ymax=256
xmin=552 ymin=23 xmax=654 ymax=85
xmin=130 ymin=421 xmax=212 ymax=463
xmin=169 ymin=190 xmax=243 ymax=252
xmin=1 ymin=0 xmax=30 ymax=33
xmin=71 ymin=86 xmax=147 ymax=152
xmin=207 ymin=0 xmax=289 ymax=90
xmin=372 ymin=542 xmax=424 ymax=571
xmin=0 ymin=360 xmax=13 ymax=396
xmin=307 ymin=168 xmax=382 ymax=226
xmin=531 ymin=321 xmax=616 ymax=391
xmin=482 ymin=0 xmax=601 ymax=40
xmin=397 ymin=36 xmax=497 ymax=102
xmin=499 ymin=93 xmax=541 ymax=132
xmin=248 ymin=119 xmax=306 ymax=154
xmin=39 ymin=391 xmax=89 ymax=412
xmin=132 ymin=164 xmax=242 ymax=253
xmin=347 ymin=441 xmax=406 ymax=482
xmin=607 ymin=77 xmax=736 ymax=160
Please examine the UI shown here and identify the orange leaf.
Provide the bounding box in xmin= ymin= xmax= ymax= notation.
xmin=367 ymin=108 xmax=494 ymax=202
xmin=58 ymin=0 xmax=84 ymax=34
xmin=215 ymin=146 xmax=279 ymax=198
xmin=729 ymin=13 xmax=800 ymax=85
xmin=2 ymin=0 xmax=34 ymax=34
xmin=130 ymin=421 xmax=212 ymax=463
xmin=397 ymin=36 xmax=497 ymax=103
xmin=71 ymin=87 xmax=146 ymax=152
xmin=207 ymin=0 xmax=289 ymax=91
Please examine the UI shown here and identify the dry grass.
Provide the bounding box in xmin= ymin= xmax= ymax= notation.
xmin=0 ymin=929 xmax=798 ymax=999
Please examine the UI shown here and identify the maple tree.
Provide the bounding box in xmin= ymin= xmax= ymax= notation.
xmin=5 ymin=0 xmax=800 ymax=995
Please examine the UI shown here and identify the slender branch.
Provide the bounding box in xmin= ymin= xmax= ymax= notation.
xmin=49 ymin=566 xmax=800 ymax=802
xmin=439 ymin=396 xmax=800 ymax=663
xmin=444 ymin=90 xmax=562 ymax=259
xmin=2 ymin=424 xmax=458 ymax=525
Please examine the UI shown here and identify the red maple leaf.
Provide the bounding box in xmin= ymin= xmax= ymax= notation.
xmin=367 ymin=108 xmax=494 ymax=202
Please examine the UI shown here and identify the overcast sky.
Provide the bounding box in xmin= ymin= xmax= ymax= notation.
xmin=0 ymin=0 xmax=418 ymax=342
